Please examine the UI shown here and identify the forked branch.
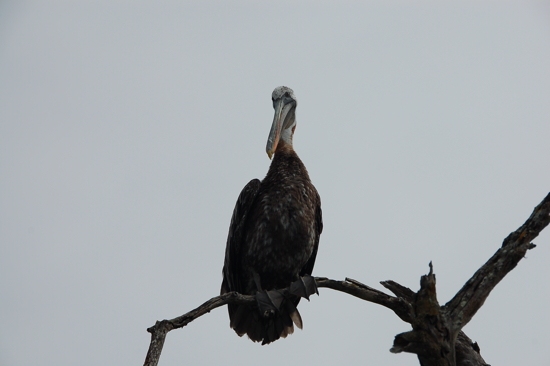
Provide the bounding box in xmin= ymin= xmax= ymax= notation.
xmin=144 ymin=192 xmax=550 ymax=366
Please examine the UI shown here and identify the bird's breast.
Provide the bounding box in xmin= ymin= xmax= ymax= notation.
xmin=244 ymin=180 xmax=317 ymax=278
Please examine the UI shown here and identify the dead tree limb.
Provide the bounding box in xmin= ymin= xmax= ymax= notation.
xmin=144 ymin=292 xmax=255 ymax=366
xmin=445 ymin=192 xmax=549 ymax=327
xmin=386 ymin=192 xmax=550 ymax=365
xmin=143 ymin=192 xmax=549 ymax=366
xmin=313 ymin=277 xmax=414 ymax=322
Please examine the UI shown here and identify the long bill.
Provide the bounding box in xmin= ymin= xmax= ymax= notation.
xmin=266 ymin=99 xmax=286 ymax=159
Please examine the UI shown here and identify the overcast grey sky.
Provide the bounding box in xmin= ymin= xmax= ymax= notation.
xmin=1 ymin=1 xmax=549 ymax=365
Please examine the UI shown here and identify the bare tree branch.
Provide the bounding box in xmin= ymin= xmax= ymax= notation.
xmin=143 ymin=192 xmax=549 ymax=366
xmin=393 ymin=263 xmax=458 ymax=366
xmin=382 ymin=276 xmax=488 ymax=366
xmin=144 ymin=276 xmax=411 ymax=366
xmin=314 ymin=277 xmax=414 ymax=323
xmin=144 ymin=292 xmax=255 ymax=366
xmin=380 ymin=279 xmax=415 ymax=299
xmin=445 ymin=192 xmax=550 ymax=330
xmin=387 ymin=192 xmax=550 ymax=366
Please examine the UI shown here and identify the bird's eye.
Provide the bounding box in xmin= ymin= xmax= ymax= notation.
xmin=284 ymin=92 xmax=289 ymax=98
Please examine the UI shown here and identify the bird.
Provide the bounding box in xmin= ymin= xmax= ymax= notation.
xmin=221 ymin=86 xmax=323 ymax=345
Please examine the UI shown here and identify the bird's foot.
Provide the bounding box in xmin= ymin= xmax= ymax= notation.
xmin=255 ymin=289 xmax=285 ymax=318
xmin=289 ymin=274 xmax=319 ymax=301
xmin=255 ymin=275 xmax=318 ymax=317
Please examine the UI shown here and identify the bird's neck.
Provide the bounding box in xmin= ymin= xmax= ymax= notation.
xmin=274 ymin=139 xmax=294 ymax=155
xmin=279 ymin=124 xmax=296 ymax=151
xmin=269 ymin=141 xmax=310 ymax=182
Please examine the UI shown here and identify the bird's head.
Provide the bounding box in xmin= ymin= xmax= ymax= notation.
xmin=266 ymin=86 xmax=297 ymax=159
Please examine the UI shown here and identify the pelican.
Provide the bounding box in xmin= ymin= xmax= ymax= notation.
xmin=221 ymin=86 xmax=322 ymax=344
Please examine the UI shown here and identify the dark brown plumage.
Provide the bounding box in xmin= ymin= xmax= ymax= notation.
xmin=221 ymin=86 xmax=322 ymax=344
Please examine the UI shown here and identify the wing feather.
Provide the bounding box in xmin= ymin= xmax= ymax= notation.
xmin=221 ymin=179 xmax=261 ymax=295
xmin=299 ymin=191 xmax=322 ymax=277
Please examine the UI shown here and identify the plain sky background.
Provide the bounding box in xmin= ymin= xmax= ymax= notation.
xmin=1 ymin=1 xmax=549 ymax=365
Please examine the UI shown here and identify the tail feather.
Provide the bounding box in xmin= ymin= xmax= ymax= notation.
xmin=289 ymin=308 xmax=303 ymax=330
xmin=225 ymin=277 xmax=319 ymax=344
xmin=228 ymin=299 xmax=301 ymax=345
